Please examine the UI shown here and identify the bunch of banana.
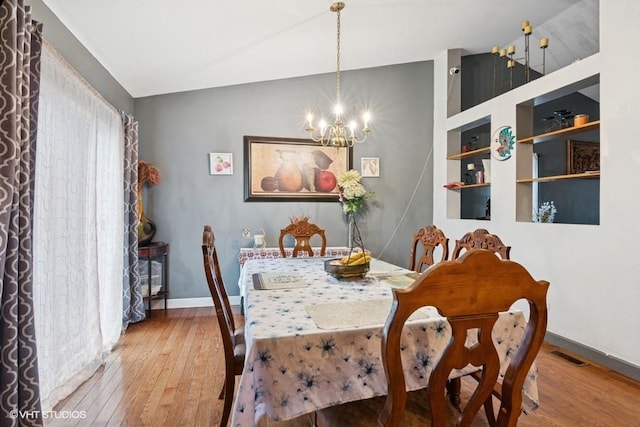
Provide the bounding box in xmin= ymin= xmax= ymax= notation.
xmin=340 ymin=251 xmax=372 ymax=266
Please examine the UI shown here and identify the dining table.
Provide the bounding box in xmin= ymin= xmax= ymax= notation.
xmin=231 ymin=256 xmax=539 ymax=426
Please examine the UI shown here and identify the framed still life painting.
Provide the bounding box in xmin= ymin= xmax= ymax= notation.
xmin=243 ymin=135 xmax=352 ymax=202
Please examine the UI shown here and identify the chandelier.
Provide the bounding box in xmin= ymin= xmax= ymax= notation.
xmin=305 ymin=2 xmax=371 ymax=147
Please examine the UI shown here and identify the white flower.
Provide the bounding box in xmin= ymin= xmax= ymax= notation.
xmin=342 ymin=181 xmax=366 ymax=200
xmin=533 ymin=201 xmax=557 ymax=223
xmin=337 ymin=169 xmax=361 ymax=187
xmin=337 ymin=169 xmax=373 ymax=216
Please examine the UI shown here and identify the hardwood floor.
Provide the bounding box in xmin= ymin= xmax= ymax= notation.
xmin=50 ymin=307 xmax=640 ymax=426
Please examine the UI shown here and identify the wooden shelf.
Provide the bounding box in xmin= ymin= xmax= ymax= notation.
xmin=517 ymin=120 xmax=600 ymax=144
xmin=516 ymin=171 xmax=600 ymax=183
xmin=447 ymin=146 xmax=491 ymax=160
xmin=446 ymin=183 xmax=491 ymax=190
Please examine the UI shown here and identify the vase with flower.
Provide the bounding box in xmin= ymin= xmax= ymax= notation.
xmin=137 ymin=160 xmax=162 ymax=246
xmin=324 ymin=170 xmax=374 ymax=279
xmin=337 ymin=169 xmax=373 ymax=251
xmin=532 ymin=201 xmax=557 ymax=223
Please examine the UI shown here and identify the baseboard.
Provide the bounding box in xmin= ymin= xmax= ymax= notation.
xmin=545 ymin=331 xmax=640 ymax=381
xmin=148 ymin=296 xmax=242 ymax=310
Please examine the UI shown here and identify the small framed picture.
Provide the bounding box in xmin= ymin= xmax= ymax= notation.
xmin=210 ymin=153 xmax=233 ymax=175
xmin=566 ymin=140 xmax=599 ymax=174
xmin=361 ymin=157 xmax=380 ymax=177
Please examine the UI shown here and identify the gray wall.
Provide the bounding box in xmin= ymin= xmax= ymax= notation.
xmin=30 ymin=0 xmax=134 ymax=113
xmin=135 ymin=62 xmax=435 ymax=298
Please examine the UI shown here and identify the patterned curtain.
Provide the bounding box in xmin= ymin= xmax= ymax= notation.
xmin=122 ymin=114 xmax=145 ymax=327
xmin=0 ymin=1 xmax=43 ymax=426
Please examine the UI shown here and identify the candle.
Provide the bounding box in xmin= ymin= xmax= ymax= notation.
xmin=521 ymin=20 xmax=530 ymax=30
xmin=540 ymin=37 xmax=549 ymax=48
xmin=306 ymin=113 xmax=313 ymax=128
xmin=524 ymin=24 xmax=532 ymax=35
xmin=362 ymin=111 xmax=371 ymax=128
xmin=507 ymin=45 xmax=515 ymax=55
xmin=467 ymin=163 xmax=476 ymax=171
xmin=499 ymin=48 xmax=507 ymax=57
xmin=491 ymin=46 xmax=499 ymax=54
xmin=349 ymin=121 xmax=357 ymax=136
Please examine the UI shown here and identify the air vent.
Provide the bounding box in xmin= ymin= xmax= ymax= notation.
xmin=551 ymin=350 xmax=588 ymax=366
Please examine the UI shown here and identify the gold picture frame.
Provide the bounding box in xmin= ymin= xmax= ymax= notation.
xmin=567 ymin=140 xmax=600 ymax=174
xmin=243 ymin=135 xmax=352 ymax=202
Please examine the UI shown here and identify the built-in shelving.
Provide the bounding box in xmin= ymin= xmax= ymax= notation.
xmin=516 ymin=171 xmax=600 ymax=183
xmin=446 ymin=147 xmax=491 ymax=160
xmin=447 ymin=183 xmax=491 ymax=190
xmin=517 ymin=120 xmax=600 ymax=144
xmin=514 ymin=70 xmax=600 ymax=224
xmin=445 ymin=119 xmax=491 ymax=220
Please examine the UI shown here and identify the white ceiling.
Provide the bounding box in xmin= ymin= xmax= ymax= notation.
xmin=41 ymin=0 xmax=597 ymax=98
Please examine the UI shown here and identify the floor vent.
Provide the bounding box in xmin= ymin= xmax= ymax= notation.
xmin=550 ymin=350 xmax=589 ymax=366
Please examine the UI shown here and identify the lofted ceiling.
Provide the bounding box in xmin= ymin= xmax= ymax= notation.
xmin=41 ymin=0 xmax=598 ymax=98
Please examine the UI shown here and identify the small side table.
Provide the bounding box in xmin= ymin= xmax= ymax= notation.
xmin=138 ymin=242 xmax=169 ymax=317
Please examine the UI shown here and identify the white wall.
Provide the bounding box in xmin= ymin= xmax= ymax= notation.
xmin=433 ymin=1 xmax=640 ymax=368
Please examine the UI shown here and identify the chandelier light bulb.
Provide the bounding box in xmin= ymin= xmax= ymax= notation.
xmin=334 ymin=104 xmax=344 ymax=116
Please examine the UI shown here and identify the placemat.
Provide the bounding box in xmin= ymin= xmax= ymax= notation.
xmin=305 ymin=298 xmax=433 ymax=329
xmin=369 ymin=272 xmax=422 ymax=288
xmin=252 ymin=272 xmax=308 ymax=290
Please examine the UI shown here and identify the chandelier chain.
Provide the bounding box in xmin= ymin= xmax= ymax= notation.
xmin=336 ymin=8 xmax=341 ymax=105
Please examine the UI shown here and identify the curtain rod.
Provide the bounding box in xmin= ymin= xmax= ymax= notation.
xmin=43 ymin=39 xmax=128 ymax=118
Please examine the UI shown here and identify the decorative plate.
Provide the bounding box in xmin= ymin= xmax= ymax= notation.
xmin=491 ymin=125 xmax=515 ymax=161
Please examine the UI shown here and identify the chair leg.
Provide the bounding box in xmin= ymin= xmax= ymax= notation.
xmin=218 ymin=382 xmax=225 ymax=400
xmin=446 ymin=378 xmax=462 ymax=411
xmin=483 ymin=395 xmax=497 ymax=427
xmin=220 ymin=373 xmax=235 ymax=427
xmin=308 ymin=411 xmax=318 ymax=426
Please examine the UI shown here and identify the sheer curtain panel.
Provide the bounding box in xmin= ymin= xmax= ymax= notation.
xmin=0 ymin=2 xmax=44 ymax=426
xmin=33 ymin=43 xmax=124 ymax=412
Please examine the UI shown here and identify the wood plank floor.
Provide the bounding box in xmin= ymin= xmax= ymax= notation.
xmin=49 ymin=307 xmax=640 ymax=426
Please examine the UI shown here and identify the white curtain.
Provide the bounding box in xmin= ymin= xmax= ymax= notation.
xmin=32 ymin=42 xmax=124 ymax=412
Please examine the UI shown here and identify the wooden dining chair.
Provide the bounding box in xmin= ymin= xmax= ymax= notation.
xmin=449 ymin=229 xmax=511 ymax=424
xmin=278 ymin=217 xmax=327 ymax=257
xmin=408 ymin=224 xmax=449 ymax=272
xmin=317 ymin=250 xmax=549 ymax=427
xmin=202 ymin=225 xmax=246 ymax=427
xmin=451 ymin=228 xmax=511 ymax=260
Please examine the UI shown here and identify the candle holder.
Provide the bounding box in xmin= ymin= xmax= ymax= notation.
xmin=499 ymin=48 xmax=507 ymax=93
xmin=507 ymin=45 xmax=516 ymax=89
xmin=491 ymin=46 xmax=500 ymax=97
xmin=491 ymin=46 xmax=500 ymax=96
xmin=522 ymin=21 xmax=532 ymax=83
xmin=540 ymin=37 xmax=549 ymax=75
xmin=465 ymin=162 xmax=475 ymax=184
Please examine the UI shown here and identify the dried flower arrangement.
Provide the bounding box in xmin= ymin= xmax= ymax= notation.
xmin=137 ymin=160 xmax=161 ymax=191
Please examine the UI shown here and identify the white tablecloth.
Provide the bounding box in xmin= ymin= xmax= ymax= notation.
xmin=232 ymin=257 xmax=538 ymax=426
